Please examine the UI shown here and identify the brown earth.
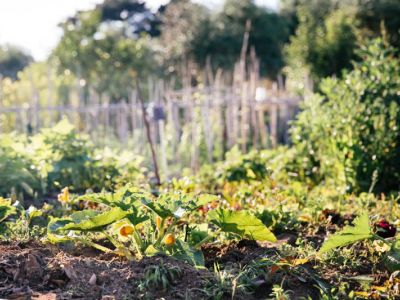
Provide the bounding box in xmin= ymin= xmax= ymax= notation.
xmin=0 ymin=238 xmax=323 ymax=300
xmin=0 ymin=242 xmax=210 ymax=300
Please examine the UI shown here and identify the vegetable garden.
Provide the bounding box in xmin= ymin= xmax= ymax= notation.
xmin=0 ymin=38 xmax=400 ymax=299
xmin=1 ymin=0 xmax=400 ymax=298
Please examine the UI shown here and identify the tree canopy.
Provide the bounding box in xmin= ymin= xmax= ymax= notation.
xmin=0 ymin=45 xmax=33 ymax=80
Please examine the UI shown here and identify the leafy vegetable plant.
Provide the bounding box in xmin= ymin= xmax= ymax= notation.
xmin=319 ymin=213 xmax=373 ymax=254
xmin=47 ymin=185 xmax=277 ymax=266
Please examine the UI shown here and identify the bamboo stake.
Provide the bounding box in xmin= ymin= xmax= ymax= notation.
xmin=136 ymin=79 xmax=161 ymax=186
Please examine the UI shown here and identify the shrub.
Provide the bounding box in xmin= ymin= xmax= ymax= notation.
xmin=291 ymin=38 xmax=400 ymax=193
xmin=0 ymin=120 xmax=146 ymax=198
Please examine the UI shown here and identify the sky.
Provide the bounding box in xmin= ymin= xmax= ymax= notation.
xmin=0 ymin=0 xmax=279 ymax=61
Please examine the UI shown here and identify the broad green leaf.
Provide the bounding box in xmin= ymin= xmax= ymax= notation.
xmin=145 ymin=245 xmax=160 ymax=256
xmin=142 ymin=193 xmax=218 ymax=219
xmin=74 ymin=193 xmax=114 ymax=207
xmin=172 ymin=239 xmax=205 ymax=267
xmin=319 ymin=213 xmax=373 ymax=254
xmin=196 ymin=194 xmax=219 ymax=207
xmin=74 ymin=187 xmax=150 ymax=210
xmin=58 ymin=207 xmax=128 ymax=231
xmin=69 ymin=210 xmax=98 ymax=223
xmin=0 ymin=198 xmax=16 ymax=223
xmin=26 ymin=206 xmax=43 ymax=220
xmin=47 ymin=217 xmax=74 ymax=243
xmin=384 ymin=239 xmax=400 ymax=272
xmin=208 ymin=209 xmax=277 ymax=242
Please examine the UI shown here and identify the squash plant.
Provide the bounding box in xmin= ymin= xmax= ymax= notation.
xmin=0 ymin=197 xmax=16 ymax=223
xmin=319 ymin=213 xmax=400 ymax=272
xmin=47 ymin=186 xmax=277 ymax=266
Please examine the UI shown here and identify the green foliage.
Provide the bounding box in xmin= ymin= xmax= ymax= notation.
xmin=291 ymin=38 xmax=400 ymax=192
xmin=0 ymin=135 xmax=41 ymax=196
xmin=285 ymin=1 xmax=357 ymax=89
xmin=198 ymin=147 xmax=270 ymax=191
xmin=191 ymin=0 xmax=289 ymax=79
xmin=54 ymin=207 xmax=127 ymax=231
xmin=139 ymin=261 xmax=182 ymax=292
xmin=53 ymin=9 xmax=157 ymax=101
xmin=142 ymin=192 xmax=218 ymax=219
xmin=356 ymin=0 xmax=400 ymax=49
xmin=0 ymin=119 xmax=145 ymax=197
xmin=46 ymin=184 xmax=279 ymax=265
xmin=319 ymin=213 xmax=372 ymax=254
xmin=384 ymin=239 xmax=400 ymax=272
xmin=157 ymin=0 xmax=208 ymax=76
xmin=1 ymin=200 xmax=50 ymax=241
xmin=0 ymin=198 xmax=16 ymax=222
xmin=208 ymin=209 xmax=277 ymax=242
xmin=0 ymin=44 xmax=33 ymax=80
xmin=285 ymin=0 xmax=400 ymax=92
xmin=0 ymin=61 xmax=77 ymax=124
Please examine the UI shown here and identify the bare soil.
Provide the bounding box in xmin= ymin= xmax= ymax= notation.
xmin=0 ymin=242 xmax=209 ymax=300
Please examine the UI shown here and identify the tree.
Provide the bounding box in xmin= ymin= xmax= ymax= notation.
xmin=156 ymin=0 xmax=209 ymax=76
xmin=52 ymin=1 xmax=159 ymax=102
xmin=190 ymin=0 xmax=289 ymax=79
xmin=284 ymin=0 xmax=400 ymax=92
xmin=99 ymin=0 xmax=161 ymax=37
xmin=356 ymin=0 xmax=400 ymax=49
xmin=0 ymin=45 xmax=33 ymax=80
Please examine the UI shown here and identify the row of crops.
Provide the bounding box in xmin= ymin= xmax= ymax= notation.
xmin=0 ymin=38 xmax=400 ymax=299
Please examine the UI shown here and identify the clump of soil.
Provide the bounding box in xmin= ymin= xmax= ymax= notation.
xmin=0 ymin=242 xmax=209 ymax=299
xmin=202 ymin=239 xmax=278 ymax=268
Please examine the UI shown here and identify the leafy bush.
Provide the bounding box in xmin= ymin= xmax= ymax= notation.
xmin=291 ymin=38 xmax=400 ymax=193
xmin=0 ymin=120 xmax=146 ymax=198
xmin=284 ymin=1 xmax=358 ymax=91
xmin=0 ymin=135 xmax=41 ymax=197
xmin=47 ymin=186 xmax=276 ymax=265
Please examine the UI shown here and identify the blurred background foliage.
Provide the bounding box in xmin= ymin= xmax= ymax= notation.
xmin=291 ymin=38 xmax=400 ymax=193
xmin=0 ymin=0 xmax=399 ymax=195
xmin=1 ymin=0 xmax=399 ymax=98
xmin=0 ymin=119 xmax=147 ymax=199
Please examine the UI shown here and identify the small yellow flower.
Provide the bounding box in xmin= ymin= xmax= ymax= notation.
xmin=57 ymin=187 xmax=69 ymax=203
xmin=156 ymin=216 xmax=162 ymax=230
xmin=164 ymin=233 xmax=176 ymax=246
xmin=119 ymin=224 xmax=134 ymax=237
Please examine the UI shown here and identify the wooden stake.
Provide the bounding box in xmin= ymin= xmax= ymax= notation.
xmin=136 ymin=79 xmax=161 ymax=186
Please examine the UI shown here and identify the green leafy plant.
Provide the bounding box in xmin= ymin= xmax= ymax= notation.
xmin=291 ymin=38 xmax=400 ymax=193
xmin=0 ymin=197 xmax=16 ymax=222
xmin=319 ymin=213 xmax=400 ymax=271
xmin=208 ymin=209 xmax=277 ymax=242
xmin=319 ymin=213 xmax=373 ymax=254
xmin=138 ymin=260 xmax=183 ymax=292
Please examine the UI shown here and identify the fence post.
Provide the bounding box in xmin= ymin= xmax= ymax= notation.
xmin=270 ymin=103 xmax=278 ymax=148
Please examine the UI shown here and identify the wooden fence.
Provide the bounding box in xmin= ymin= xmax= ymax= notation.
xmin=0 ymin=22 xmax=303 ymax=175
xmin=0 ymin=84 xmax=301 ymax=175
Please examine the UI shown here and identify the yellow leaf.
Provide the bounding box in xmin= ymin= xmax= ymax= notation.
xmin=293 ymin=258 xmax=309 ymax=266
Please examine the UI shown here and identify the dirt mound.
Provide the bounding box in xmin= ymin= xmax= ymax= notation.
xmin=0 ymin=242 xmax=209 ymax=300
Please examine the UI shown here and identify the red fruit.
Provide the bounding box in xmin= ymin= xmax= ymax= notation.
xmin=374 ymin=219 xmax=397 ymax=238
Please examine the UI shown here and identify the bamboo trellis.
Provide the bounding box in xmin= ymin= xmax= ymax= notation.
xmin=0 ymin=83 xmax=300 ymax=174
xmin=0 ymin=44 xmax=301 ymax=176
